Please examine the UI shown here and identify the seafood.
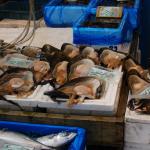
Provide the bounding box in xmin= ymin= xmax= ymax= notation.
xmin=36 ymin=132 xmax=76 ymax=148
xmin=61 ymin=43 xmax=80 ymax=58
xmin=125 ymin=58 xmax=150 ymax=82
xmin=45 ymin=76 xmax=104 ymax=104
xmin=42 ymin=44 xmax=69 ymax=70
xmin=0 ymin=130 xmax=50 ymax=150
xmin=81 ymin=47 xmax=100 ymax=64
xmin=128 ymin=75 xmax=150 ymax=96
xmin=128 ymin=98 xmax=150 ymax=113
xmin=127 ymin=75 xmax=150 ymax=113
xmin=42 ymin=44 xmax=60 ymax=54
xmin=0 ymin=70 xmax=34 ymax=96
xmin=52 ymin=61 xmax=69 ymax=85
xmin=21 ymin=46 xmax=42 ymax=58
xmin=32 ymin=61 xmax=50 ymax=83
xmin=100 ymin=49 xmax=126 ymax=69
xmin=0 ymin=142 xmax=34 ymax=150
xmin=69 ymin=59 xmax=95 ymax=80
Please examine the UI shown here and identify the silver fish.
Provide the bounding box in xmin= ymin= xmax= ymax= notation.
xmin=36 ymin=132 xmax=76 ymax=148
xmin=0 ymin=130 xmax=51 ymax=150
xmin=0 ymin=141 xmax=34 ymax=150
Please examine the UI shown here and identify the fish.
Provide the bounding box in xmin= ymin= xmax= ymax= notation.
xmin=69 ymin=59 xmax=95 ymax=81
xmin=128 ymin=98 xmax=150 ymax=114
xmin=45 ymin=76 xmax=104 ymax=104
xmin=52 ymin=61 xmax=69 ymax=85
xmin=61 ymin=43 xmax=80 ymax=59
xmin=32 ymin=61 xmax=50 ymax=83
xmin=36 ymin=132 xmax=76 ymax=148
xmin=0 ymin=130 xmax=52 ymax=150
xmin=21 ymin=46 xmax=42 ymax=59
xmin=81 ymin=47 xmax=100 ymax=64
xmin=42 ymin=44 xmax=70 ymax=71
xmin=100 ymin=49 xmax=126 ymax=69
xmin=0 ymin=70 xmax=34 ymax=95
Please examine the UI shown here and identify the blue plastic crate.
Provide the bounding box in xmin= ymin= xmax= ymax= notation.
xmin=73 ymin=8 xmax=133 ymax=45
xmin=125 ymin=0 xmax=141 ymax=29
xmin=43 ymin=0 xmax=103 ymax=27
xmin=0 ymin=121 xmax=86 ymax=150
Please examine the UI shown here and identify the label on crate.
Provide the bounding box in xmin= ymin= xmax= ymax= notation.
xmin=1 ymin=144 xmax=33 ymax=150
xmin=96 ymin=6 xmax=123 ymax=18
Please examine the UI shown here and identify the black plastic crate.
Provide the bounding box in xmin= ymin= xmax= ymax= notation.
xmin=0 ymin=0 xmax=48 ymax=20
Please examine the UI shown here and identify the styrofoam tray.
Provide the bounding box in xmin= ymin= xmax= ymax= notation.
xmin=0 ymin=69 xmax=123 ymax=116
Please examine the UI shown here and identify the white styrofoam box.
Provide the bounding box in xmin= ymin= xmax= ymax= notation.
xmin=125 ymin=121 xmax=150 ymax=144
xmin=0 ymin=70 xmax=123 ymax=115
xmin=125 ymin=96 xmax=150 ymax=146
xmin=124 ymin=142 xmax=150 ymax=150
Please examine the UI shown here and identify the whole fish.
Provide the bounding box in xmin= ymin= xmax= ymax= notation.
xmin=36 ymin=132 xmax=76 ymax=148
xmin=0 ymin=130 xmax=52 ymax=150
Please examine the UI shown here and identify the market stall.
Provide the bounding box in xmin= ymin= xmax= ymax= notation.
xmin=0 ymin=0 xmax=148 ymax=150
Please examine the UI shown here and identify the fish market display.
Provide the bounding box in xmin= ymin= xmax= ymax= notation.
xmin=0 ymin=40 xmax=126 ymax=106
xmin=0 ymin=130 xmax=76 ymax=150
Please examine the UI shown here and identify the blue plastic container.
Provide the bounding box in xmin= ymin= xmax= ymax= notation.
xmin=125 ymin=0 xmax=141 ymax=29
xmin=43 ymin=0 xmax=103 ymax=27
xmin=0 ymin=121 xmax=86 ymax=150
xmin=73 ymin=8 xmax=133 ymax=45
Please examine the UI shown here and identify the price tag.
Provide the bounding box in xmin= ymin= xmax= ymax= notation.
xmin=5 ymin=57 xmax=33 ymax=69
xmin=96 ymin=6 xmax=123 ymax=18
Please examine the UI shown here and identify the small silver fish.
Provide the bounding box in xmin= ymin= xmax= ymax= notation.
xmin=36 ymin=132 xmax=76 ymax=148
xmin=0 ymin=130 xmax=51 ymax=150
